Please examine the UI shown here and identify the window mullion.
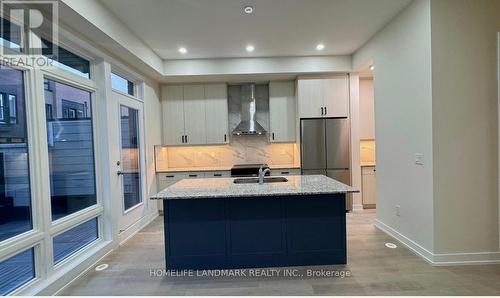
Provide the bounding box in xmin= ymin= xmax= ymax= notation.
xmin=26 ymin=68 xmax=55 ymax=277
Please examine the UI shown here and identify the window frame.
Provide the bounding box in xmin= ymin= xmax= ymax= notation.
xmin=40 ymin=71 xmax=105 ymax=271
xmin=0 ymin=33 xmax=106 ymax=295
xmin=110 ymin=66 xmax=142 ymax=101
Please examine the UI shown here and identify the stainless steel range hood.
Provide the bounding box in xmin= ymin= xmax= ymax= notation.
xmin=232 ymin=83 xmax=267 ymax=135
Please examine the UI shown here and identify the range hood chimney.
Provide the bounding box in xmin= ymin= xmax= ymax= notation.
xmin=232 ymin=83 xmax=267 ymax=135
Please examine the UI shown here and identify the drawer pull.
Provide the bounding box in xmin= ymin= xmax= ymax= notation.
xmin=213 ymin=174 xmax=222 ymax=177
xmin=281 ymin=171 xmax=290 ymax=175
xmin=189 ymin=174 xmax=198 ymax=177
xmin=166 ymin=175 xmax=175 ymax=178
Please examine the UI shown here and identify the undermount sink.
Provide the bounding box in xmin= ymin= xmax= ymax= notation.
xmin=233 ymin=177 xmax=289 ymax=184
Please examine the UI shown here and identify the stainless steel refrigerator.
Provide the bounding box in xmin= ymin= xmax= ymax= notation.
xmin=301 ymin=118 xmax=352 ymax=211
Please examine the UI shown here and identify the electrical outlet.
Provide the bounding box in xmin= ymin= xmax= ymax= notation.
xmin=415 ymin=153 xmax=424 ymax=165
xmin=395 ymin=205 xmax=401 ymax=217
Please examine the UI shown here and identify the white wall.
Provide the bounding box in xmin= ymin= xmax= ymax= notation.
xmin=143 ymin=79 xmax=162 ymax=214
xmin=353 ymin=0 xmax=435 ymax=253
xmin=359 ymin=78 xmax=375 ymax=140
xmin=431 ymin=0 xmax=500 ymax=255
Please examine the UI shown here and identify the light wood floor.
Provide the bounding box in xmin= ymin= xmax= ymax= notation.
xmin=60 ymin=210 xmax=500 ymax=296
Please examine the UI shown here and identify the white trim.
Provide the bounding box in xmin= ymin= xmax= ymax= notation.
xmin=374 ymin=219 xmax=434 ymax=264
xmin=118 ymin=210 xmax=158 ymax=246
xmin=497 ymin=32 xmax=500 ymax=253
xmin=376 ymin=219 xmax=500 ymax=266
xmin=352 ymin=204 xmax=364 ymax=211
xmin=432 ymin=252 xmax=500 ymax=266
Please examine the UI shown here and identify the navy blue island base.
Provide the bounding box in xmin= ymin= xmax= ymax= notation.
xmin=162 ymin=194 xmax=346 ymax=270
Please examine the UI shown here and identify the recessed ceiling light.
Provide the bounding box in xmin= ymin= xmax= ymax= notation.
xmin=370 ymin=65 xmax=375 ymax=71
xmin=246 ymin=45 xmax=255 ymax=52
xmin=243 ymin=5 xmax=254 ymax=14
xmin=178 ymin=47 xmax=187 ymax=54
xmin=316 ymin=43 xmax=325 ymax=51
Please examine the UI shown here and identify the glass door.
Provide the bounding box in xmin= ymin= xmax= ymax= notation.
xmin=115 ymin=93 xmax=146 ymax=233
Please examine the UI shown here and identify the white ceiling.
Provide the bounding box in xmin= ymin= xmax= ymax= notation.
xmin=100 ymin=0 xmax=411 ymax=60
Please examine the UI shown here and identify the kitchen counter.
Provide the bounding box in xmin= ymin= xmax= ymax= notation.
xmin=151 ymin=175 xmax=358 ymax=200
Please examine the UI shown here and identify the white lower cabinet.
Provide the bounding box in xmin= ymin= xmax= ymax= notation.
xmin=361 ymin=166 xmax=376 ymax=208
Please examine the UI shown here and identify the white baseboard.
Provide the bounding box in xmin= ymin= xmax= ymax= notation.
xmin=374 ymin=219 xmax=434 ymax=264
xmin=375 ymin=219 xmax=500 ymax=266
xmin=352 ymin=204 xmax=364 ymax=211
xmin=432 ymin=251 xmax=500 ymax=266
xmin=119 ymin=211 xmax=159 ymax=245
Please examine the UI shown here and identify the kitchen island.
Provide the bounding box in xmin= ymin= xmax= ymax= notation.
xmin=151 ymin=175 xmax=358 ymax=270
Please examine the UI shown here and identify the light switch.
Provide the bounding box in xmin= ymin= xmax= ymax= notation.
xmin=415 ymin=153 xmax=424 ymax=165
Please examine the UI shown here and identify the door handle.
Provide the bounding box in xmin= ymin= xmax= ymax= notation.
xmin=117 ymin=170 xmax=124 ymax=176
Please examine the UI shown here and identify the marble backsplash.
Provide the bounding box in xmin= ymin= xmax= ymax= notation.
xmin=360 ymin=139 xmax=376 ymax=165
xmin=155 ymin=136 xmax=298 ymax=171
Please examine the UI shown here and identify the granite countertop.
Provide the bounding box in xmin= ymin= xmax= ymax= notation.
xmin=151 ymin=175 xmax=358 ymax=200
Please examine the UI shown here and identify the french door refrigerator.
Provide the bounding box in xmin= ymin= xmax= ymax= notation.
xmin=301 ymin=118 xmax=352 ymax=211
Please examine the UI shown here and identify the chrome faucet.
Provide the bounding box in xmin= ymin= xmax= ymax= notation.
xmin=258 ymin=166 xmax=271 ymax=184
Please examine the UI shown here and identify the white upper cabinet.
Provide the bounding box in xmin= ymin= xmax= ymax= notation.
xmin=323 ymin=76 xmax=349 ymax=117
xmin=183 ymin=85 xmax=207 ymax=145
xmin=269 ymin=81 xmax=296 ymax=143
xmin=298 ymin=75 xmax=349 ymax=118
xmin=297 ymin=78 xmax=323 ymax=118
xmin=161 ymin=84 xmax=228 ymax=146
xmin=162 ymin=85 xmax=185 ymax=145
xmin=205 ymin=84 xmax=229 ymax=144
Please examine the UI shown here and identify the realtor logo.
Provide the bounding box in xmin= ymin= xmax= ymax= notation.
xmin=0 ymin=0 xmax=58 ymax=58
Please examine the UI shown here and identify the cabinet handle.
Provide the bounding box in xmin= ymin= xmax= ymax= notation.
xmin=224 ymin=134 xmax=227 ymax=142
xmin=181 ymin=136 xmax=184 ymax=143
xmin=166 ymin=175 xmax=175 ymax=178
xmin=281 ymin=171 xmax=290 ymax=175
xmin=324 ymin=106 xmax=327 ymax=115
xmin=185 ymin=135 xmax=188 ymax=143
xmin=321 ymin=107 xmax=324 ymax=115
xmin=189 ymin=174 xmax=197 ymax=177
xmin=272 ymin=132 xmax=275 ymax=140
xmin=213 ymin=173 xmax=222 ymax=177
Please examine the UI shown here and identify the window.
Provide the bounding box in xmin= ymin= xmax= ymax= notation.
xmin=0 ymin=66 xmax=32 ymax=242
xmin=45 ymin=104 xmax=53 ymax=120
xmin=0 ymin=94 xmax=17 ymax=124
xmin=44 ymin=79 xmax=51 ymax=91
xmin=0 ymin=248 xmax=35 ymax=295
xmin=111 ymin=73 xmax=135 ymax=96
xmin=53 ymin=218 xmax=98 ymax=264
xmin=0 ymin=94 xmax=4 ymax=122
xmin=44 ymin=79 xmax=97 ymax=220
xmin=8 ymin=95 xmax=16 ymax=124
xmin=0 ymin=17 xmax=22 ymax=52
xmin=42 ymin=39 xmax=90 ymax=79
